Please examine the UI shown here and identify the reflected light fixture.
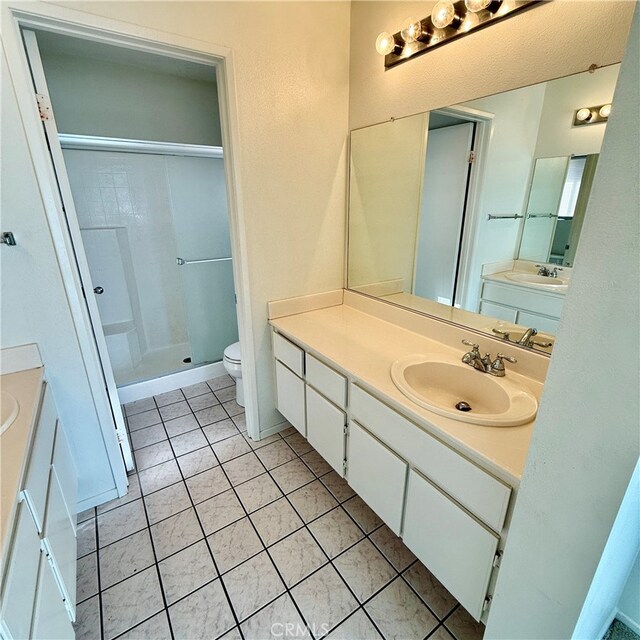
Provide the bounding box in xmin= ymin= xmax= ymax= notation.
xmin=574 ymin=103 xmax=612 ymax=126
xmin=376 ymin=0 xmax=542 ymax=69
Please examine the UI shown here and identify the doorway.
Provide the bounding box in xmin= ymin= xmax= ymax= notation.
xmin=17 ymin=25 xmax=246 ymax=472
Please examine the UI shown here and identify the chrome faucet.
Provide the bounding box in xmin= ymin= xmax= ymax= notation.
xmin=461 ymin=340 xmax=491 ymax=372
xmin=535 ymin=264 xmax=551 ymax=276
xmin=550 ymin=266 xmax=563 ymax=278
xmin=462 ymin=340 xmax=517 ymax=376
xmin=517 ymin=327 xmax=538 ymax=346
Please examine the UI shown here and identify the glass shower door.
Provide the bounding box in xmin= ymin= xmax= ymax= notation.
xmin=167 ymin=154 xmax=239 ymax=365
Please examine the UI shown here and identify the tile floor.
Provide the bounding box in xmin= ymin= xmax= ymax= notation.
xmin=75 ymin=374 xmax=485 ymax=640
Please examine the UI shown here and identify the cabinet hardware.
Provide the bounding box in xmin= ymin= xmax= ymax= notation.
xmin=342 ymin=459 xmax=348 ymax=475
xmin=482 ymin=595 xmax=492 ymax=613
xmin=1 ymin=232 xmax=16 ymax=246
xmin=493 ymin=550 xmax=503 ymax=567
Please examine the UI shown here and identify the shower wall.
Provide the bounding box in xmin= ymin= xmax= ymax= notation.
xmin=64 ymin=149 xmax=191 ymax=379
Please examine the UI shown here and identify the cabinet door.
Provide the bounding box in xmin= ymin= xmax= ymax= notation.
xmin=275 ymin=361 xmax=306 ymax=436
xmin=43 ymin=470 xmax=77 ymax=621
xmin=0 ymin=503 xmax=42 ymax=640
xmin=479 ymin=300 xmax=518 ymax=323
xmin=31 ymin=555 xmax=74 ymax=639
xmin=52 ymin=422 xmax=77 ymax=532
xmin=347 ymin=421 xmax=407 ymax=535
xmin=306 ymin=386 xmax=345 ymax=475
xmin=403 ymin=469 xmax=499 ymax=621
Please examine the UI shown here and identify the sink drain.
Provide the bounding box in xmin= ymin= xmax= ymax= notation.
xmin=455 ymin=401 xmax=472 ymax=412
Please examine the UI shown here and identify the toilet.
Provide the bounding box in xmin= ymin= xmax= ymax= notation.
xmin=223 ymin=341 xmax=244 ymax=407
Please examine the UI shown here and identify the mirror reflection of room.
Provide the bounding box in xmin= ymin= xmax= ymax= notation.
xmin=347 ymin=64 xmax=619 ymax=351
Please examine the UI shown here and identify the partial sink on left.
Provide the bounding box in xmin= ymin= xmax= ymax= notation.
xmin=0 ymin=391 xmax=20 ymax=436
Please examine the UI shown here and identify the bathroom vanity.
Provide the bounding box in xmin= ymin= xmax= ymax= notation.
xmin=0 ymin=346 xmax=77 ymax=639
xmin=270 ymin=293 xmax=546 ymax=623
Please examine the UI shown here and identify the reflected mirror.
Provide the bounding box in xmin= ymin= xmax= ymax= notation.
xmin=347 ymin=65 xmax=619 ymax=353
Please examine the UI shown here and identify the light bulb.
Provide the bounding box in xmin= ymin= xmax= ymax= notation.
xmin=400 ymin=17 xmax=422 ymax=43
xmin=460 ymin=12 xmax=480 ymax=32
xmin=465 ymin=0 xmax=494 ymax=12
xmin=576 ymin=108 xmax=593 ymax=122
xmin=375 ymin=31 xmax=397 ymax=56
xmin=599 ymin=103 xmax=612 ymax=118
xmin=431 ymin=1 xmax=458 ymax=29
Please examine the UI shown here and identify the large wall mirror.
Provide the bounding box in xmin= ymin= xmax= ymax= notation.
xmin=347 ymin=64 xmax=619 ymax=354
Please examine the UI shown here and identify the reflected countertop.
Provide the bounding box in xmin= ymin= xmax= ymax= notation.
xmin=271 ymin=304 xmax=543 ymax=487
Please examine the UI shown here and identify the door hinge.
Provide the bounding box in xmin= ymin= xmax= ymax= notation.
xmin=468 ymin=150 xmax=476 ymax=164
xmin=482 ymin=595 xmax=492 ymax=613
xmin=342 ymin=459 xmax=348 ymax=476
xmin=343 ymin=424 xmax=348 ymax=436
xmin=36 ymin=93 xmax=52 ymax=121
xmin=493 ymin=550 xmax=503 ymax=568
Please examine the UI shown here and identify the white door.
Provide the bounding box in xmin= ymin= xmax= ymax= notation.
xmin=414 ymin=122 xmax=474 ymax=304
xmin=21 ymin=30 xmax=134 ymax=471
xmin=306 ymin=386 xmax=345 ymax=475
xmin=347 ymin=421 xmax=407 ymax=535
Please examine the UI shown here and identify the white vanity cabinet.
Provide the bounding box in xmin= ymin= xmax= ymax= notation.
xmin=271 ymin=327 xmax=513 ymax=622
xmin=0 ymin=383 xmax=78 ymax=639
xmin=479 ymin=280 xmax=562 ymax=333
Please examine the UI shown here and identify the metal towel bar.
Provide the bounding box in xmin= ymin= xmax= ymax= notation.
xmin=176 ymin=257 xmax=232 ymax=265
xmin=487 ymin=214 xmax=524 ymax=221
xmin=527 ymin=213 xmax=558 ymax=219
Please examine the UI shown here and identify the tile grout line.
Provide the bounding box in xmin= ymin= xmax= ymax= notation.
xmin=153 ymin=392 xmax=248 ymax=640
xmin=97 ymin=383 xmax=466 ymax=640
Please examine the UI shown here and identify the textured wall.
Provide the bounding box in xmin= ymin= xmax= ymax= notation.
xmin=486 ymin=7 xmax=639 ymax=637
xmin=349 ymin=1 xmax=634 ymax=129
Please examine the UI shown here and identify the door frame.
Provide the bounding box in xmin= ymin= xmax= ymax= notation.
xmin=2 ymin=3 xmax=260 ymax=487
xmin=432 ymin=105 xmax=494 ymax=311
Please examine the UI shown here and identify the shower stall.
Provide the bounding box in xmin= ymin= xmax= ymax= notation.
xmin=62 ymin=140 xmax=238 ymax=387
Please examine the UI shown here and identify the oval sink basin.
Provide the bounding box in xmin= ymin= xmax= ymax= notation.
xmin=391 ymin=354 xmax=538 ymax=427
xmin=505 ymin=272 xmax=568 ymax=289
xmin=1 ymin=391 xmax=20 ymax=436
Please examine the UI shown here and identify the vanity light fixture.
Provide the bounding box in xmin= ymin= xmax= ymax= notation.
xmin=573 ymin=103 xmax=612 ymax=127
xmin=375 ymin=0 xmax=542 ymax=69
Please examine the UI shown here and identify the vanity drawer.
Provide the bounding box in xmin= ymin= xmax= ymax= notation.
xmin=22 ymin=384 xmax=56 ymax=533
xmin=350 ymin=385 xmax=511 ymax=532
xmin=516 ymin=310 xmax=559 ymax=333
xmin=403 ymin=469 xmax=498 ymax=621
xmin=306 ymin=354 xmax=347 ymax=408
xmin=481 ymin=281 xmax=564 ymax=318
xmin=273 ymin=332 xmax=305 ymax=377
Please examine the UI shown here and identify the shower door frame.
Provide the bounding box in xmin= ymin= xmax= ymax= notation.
xmin=2 ymin=3 xmax=260 ymax=491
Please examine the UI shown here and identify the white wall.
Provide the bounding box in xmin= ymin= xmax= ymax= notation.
xmin=38 ymin=47 xmax=222 ymax=146
xmin=573 ymin=461 xmax=639 ymax=639
xmin=2 ymin=1 xmax=351 ymax=446
xmin=486 ymin=7 xmax=639 ymax=637
xmin=535 ymin=64 xmax=620 ymax=159
xmin=348 ymin=112 xmax=427 ymax=290
xmin=348 ymin=1 xmax=633 ymax=129
xmin=461 ymin=84 xmax=546 ymax=311
xmin=0 ymin=52 xmax=119 ymax=505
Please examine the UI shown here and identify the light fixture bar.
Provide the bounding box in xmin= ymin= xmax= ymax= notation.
xmin=573 ymin=104 xmax=612 ymax=127
xmin=382 ymin=0 xmax=542 ymax=69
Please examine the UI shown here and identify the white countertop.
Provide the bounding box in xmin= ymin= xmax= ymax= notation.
xmin=0 ymin=367 xmax=45 ymax=554
xmin=271 ymin=305 xmax=543 ymax=487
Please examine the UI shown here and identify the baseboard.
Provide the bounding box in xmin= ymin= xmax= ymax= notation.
xmin=76 ymin=486 xmax=120 ymax=513
xmin=257 ymin=420 xmax=292 ymax=439
xmin=117 ymin=361 xmax=227 ymax=404
xmin=616 ymin=610 xmax=640 ymax=636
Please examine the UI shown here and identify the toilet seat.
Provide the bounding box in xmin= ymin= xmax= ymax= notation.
xmin=223 ymin=342 xmax=241 ymax=364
